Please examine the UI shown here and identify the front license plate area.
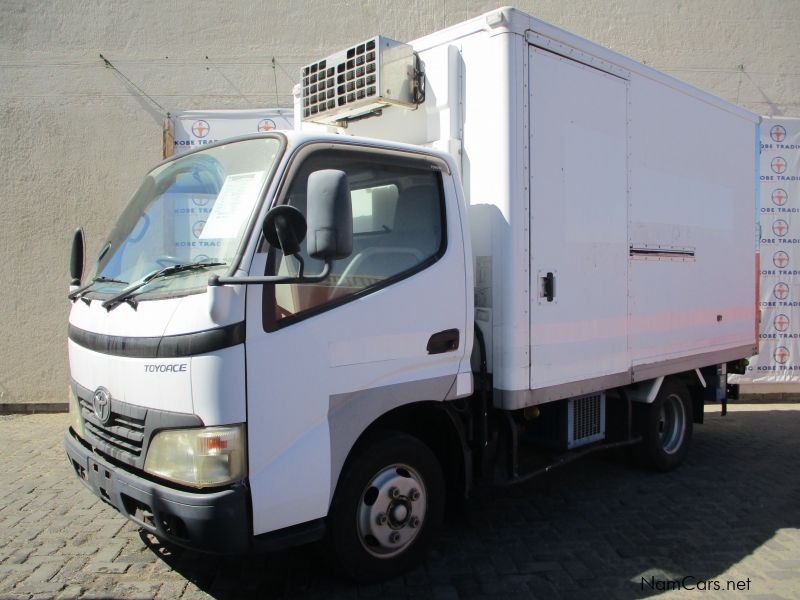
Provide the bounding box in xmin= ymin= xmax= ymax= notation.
xmin=87 ymin=457 xmax=116 ymax=506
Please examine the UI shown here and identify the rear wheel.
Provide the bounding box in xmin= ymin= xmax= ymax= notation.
xmin=323 ymin=432 xmax=444 ymax=583
xmin=635 ymin=380 xmax=693 ymax=471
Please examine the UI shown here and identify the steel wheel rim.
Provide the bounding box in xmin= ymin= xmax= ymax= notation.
xmin=356 ymin=463 xmax=427 ymax=559
xmin=658 ymin=393 xmax=686 ymax=454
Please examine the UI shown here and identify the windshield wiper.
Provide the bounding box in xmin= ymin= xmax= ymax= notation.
xmin=68 ymin=276 xmax=129 ymax=301
xmin=101 ymin=261 xmax=225 ymax=311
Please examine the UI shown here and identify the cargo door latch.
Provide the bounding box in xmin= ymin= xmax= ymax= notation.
xmin=541 ymin=272 xmax=555 ymax=302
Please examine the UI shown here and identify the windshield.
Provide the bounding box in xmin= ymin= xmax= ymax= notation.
xmin=89 ymin=137 xmax=282 ymax=299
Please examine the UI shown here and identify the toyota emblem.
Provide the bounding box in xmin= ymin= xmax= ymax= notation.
xmin=92 ymin=387 xmax=111 ymax=424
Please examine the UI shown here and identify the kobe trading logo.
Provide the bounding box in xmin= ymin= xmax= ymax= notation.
xmin=774 ymin=282 xmax=790 ymax=300
xmin=772 ymin=189 xmax=788 ymax=207
xmin=257 ymin=118 xmax=276 ymax=132
xmin=770 ymin=125 xmax=787 ymax=143
xmin=192 ymin=120 xmax=211 ymax=138
xmin=774 ymin=314 xmax=790 ymax=332
xmin=771 ymin=157 xmax=788 ymax=175
xmin=774 ymin=346 xmax=790 ymax=365
xmin=773 ymin=251 xmax=789 ymax=268
xmin=192 ymin=220 xmax=206 ymax=238
xmin=773 ymin=220 xmax=789 ymax=237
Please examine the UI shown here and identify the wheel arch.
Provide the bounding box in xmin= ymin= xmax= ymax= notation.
xmin=629 ymin=371 xmax=706 ymax=423
xmin=330 ymin=400 xmax=471 ymax=512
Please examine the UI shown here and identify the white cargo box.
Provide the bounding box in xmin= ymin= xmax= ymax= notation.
xmin=299 ymin=7 xmax=759 ymax=409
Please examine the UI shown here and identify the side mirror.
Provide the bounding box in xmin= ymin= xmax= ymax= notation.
xmin=306 ymin=169 xmax=353 ymax=260
xmin=262 ymin=205 xmax=306 ymax=256
xmin=207 ymin=170 xmax=350 ymax=289
xmin=70 ymin=228 xmax=85 ymax=286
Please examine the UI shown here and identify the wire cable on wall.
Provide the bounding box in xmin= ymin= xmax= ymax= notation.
xmin=98 ymin=53 xmax=168 ymax=115
xmin=204 ymin=55 xmax=250 ymax=105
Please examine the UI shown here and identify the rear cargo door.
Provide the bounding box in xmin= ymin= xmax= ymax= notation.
xmin=529 ymin=46 xmax=630 ymax=394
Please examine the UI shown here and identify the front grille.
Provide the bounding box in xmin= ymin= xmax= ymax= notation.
xmin=79 ymin=397 xmax=146 ymax=458
xmin=73 ymin=380 xmax=202 ymax=469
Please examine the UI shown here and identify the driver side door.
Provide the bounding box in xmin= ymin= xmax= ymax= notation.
xmin=245 ymin=144 xmax=470 ymax=536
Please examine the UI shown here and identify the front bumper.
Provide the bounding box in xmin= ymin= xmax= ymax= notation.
xmin=64 ymin=428 xmax=251 ymax=554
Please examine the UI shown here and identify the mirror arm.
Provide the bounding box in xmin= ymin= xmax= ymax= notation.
xmin=208 ymin=260 xmax=331 ymax=287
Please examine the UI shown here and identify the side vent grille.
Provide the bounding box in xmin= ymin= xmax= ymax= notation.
xmin=567 ymin=393 xmax=606 ymax=449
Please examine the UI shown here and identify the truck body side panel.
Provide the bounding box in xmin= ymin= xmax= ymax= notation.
xmin=627 ymin=72 xmax=758 ymax=370
xmin=460 ymin=32 xmax=531 ymax=394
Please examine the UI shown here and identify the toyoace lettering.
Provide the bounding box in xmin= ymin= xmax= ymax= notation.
xmin=144 ymin=364 xmax=188 ymax=373
xmin=62 ymin=7 xmax=760 ymax=584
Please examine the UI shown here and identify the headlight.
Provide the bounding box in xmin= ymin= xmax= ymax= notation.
xmin=68 ymin=386 xmax=85 ymax=439
xmin=144 ymin=425 xmax=247 ymax=488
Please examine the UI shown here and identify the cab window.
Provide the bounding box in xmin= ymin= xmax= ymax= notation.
xmin=264 ymin=149 xmax=446 ymax=329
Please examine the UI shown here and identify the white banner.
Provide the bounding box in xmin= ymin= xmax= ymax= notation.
xmin=171 ymin=109 xmax=293 ymax=155
xmin=167 ymin=109 xmax=292 ymax=264
xmin=735 ymin=117 xmax=800 ymax=382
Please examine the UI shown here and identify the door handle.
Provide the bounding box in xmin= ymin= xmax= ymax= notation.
xmin=542 ymin=272 xmax=555 ymax=302
xmin=427 ymin=329 xmax=460 ymax=354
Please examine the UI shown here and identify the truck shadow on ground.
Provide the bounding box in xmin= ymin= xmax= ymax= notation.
xmin=141 ymin=409 xmax=800 ymax=599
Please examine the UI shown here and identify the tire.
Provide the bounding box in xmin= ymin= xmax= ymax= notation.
xmin=323 ymin=431 xmax=445 ymax=583
xmin=634 ymin=380 xmax=693 ymax=471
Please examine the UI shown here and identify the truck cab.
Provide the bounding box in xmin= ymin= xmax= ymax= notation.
xmin=65 ymin=131 xmax=474 ymax=579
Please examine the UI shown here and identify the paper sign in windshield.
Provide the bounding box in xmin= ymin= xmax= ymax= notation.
xmin=200 ymin=171 xmax=264 ymax=239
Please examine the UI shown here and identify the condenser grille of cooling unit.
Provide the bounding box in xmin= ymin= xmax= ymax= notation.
xmin=302 ymin=39 xmax=378 ymax=119
xmin=301 ymin=36 xmax=418 ymax=125
xmin=567 ymin=392 xmax=606 ymax=449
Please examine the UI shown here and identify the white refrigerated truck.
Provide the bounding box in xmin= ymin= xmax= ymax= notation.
xmin=64 ymin=7 xmax=759 ymax=582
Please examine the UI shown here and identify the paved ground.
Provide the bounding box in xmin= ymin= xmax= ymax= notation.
xmin=0 ymin=406 xmax=798 ymax=600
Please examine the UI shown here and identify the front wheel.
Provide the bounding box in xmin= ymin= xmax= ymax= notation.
xmin=634 ymin=380 xmax=693 ymax=471
xmin=323 ymin=432 xmax=444 ymax=583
